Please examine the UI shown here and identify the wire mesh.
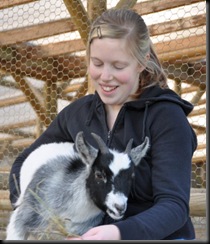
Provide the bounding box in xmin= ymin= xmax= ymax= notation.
xmin=0 ymin=0 xmax=206 ymax=241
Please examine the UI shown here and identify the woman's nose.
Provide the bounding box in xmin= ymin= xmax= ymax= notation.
xmin=100 ymin=66 xmax=113 ymax=81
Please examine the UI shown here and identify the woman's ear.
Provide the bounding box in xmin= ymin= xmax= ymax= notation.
xmin=137 ymin=65 xmax=145 ymax=73
xmin=137 ymin=53 xmax=150 ymax=72
xmin=145 ymin=53 xmax=150 ymax=61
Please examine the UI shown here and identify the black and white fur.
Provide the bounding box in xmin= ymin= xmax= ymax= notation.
xmin=6 ymin=131 xmax=150 ymax=240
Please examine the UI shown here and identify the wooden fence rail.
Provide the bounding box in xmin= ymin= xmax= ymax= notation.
xmin=0 ymin=188 xmax=206 ymax=217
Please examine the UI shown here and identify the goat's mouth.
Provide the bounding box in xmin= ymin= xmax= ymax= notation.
xmin=107 ymin=208 xmax=124 ymax=220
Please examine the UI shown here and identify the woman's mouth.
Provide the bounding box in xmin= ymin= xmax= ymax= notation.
xmin=101 ymin=85 xmax=118 ymax=92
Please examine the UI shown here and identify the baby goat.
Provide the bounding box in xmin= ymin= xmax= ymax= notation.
xmin=6 ymin=131 xmax=150 ymax=240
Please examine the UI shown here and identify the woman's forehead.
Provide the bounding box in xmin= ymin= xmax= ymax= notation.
xmin=90 ymin=38 xmax=132 ymax=60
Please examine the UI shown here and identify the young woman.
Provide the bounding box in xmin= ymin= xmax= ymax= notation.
xmin=9 ymin=9 xmax=197 ymax=240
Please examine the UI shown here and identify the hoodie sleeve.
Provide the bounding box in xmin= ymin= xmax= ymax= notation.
xmin=114 ymin=101 xmax=197 ymax=240
xmin=9 ymin=94 xmax=96 ymax=207
xmin=9 ymin=105 xmax=74 ymax=207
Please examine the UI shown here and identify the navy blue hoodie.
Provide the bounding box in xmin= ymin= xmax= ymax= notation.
xmin=9 ymin=85 xmax=197 ymax=240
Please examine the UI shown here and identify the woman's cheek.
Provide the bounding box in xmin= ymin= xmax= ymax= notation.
xmin=116 ymin=72 xmax=131 ymax=84
xmin=89 ymin=65 xmax=100 ymax=80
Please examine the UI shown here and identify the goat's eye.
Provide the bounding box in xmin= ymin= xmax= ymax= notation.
xmin=95 ymin=170 xmax=105 ymax=181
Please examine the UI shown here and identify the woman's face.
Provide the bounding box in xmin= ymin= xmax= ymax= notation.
xmin=89 ymin=38 xmax=142 ymax=107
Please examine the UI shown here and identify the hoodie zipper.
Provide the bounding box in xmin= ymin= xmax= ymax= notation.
xmin=106 ymin=106 xmax=126 ymax=146
xmin=107 ymin=101 xmax=149 ymax=146
xmin=107 ymin=130 xmax=112 ymax=145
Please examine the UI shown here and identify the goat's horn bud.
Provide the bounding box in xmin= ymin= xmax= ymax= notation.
xmin=124 ymin=138 xmax=133 ymax=154
xmin=91 ymin=133 xmax=109 ymax=154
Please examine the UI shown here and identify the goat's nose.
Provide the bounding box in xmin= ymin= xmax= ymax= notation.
xmin=115 ymin=203 xmax=126 ymax=214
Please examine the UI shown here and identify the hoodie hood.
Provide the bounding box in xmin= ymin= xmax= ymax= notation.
xmin=85 ymin=85 xmax=194 ymax=142
xmin=124 ymin=85 xmax=194 ymax=116
xmin=126 ymin=85 xmax=194 ymax=141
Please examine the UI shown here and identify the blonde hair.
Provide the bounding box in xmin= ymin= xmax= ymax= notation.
xmin=87 ymin=8 xmax=168 ymax=97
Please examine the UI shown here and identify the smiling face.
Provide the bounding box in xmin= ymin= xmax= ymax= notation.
xmin=89 ymin=38 xmax=142 ymax=108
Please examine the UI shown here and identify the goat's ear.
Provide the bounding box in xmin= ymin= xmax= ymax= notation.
xmin=130 ymin=137 xmax=150 ymax=166
xmin=75 ymin=131 xmax=98 ymax=166
xmin=91 ymin=133 xmax=109 ymax=154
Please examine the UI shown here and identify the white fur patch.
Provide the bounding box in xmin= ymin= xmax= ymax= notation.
xmin=16 ymin=142 xmax=74 ymax=206
xmin=105 ymin=190 xmax=127 ymax=219
xmin=109 ymin=150 xmax=131 ymax=176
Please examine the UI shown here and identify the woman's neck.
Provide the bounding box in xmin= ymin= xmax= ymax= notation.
xmin=105 ymin=104 xmax=121 ymax=130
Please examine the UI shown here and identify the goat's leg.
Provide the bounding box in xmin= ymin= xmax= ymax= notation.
xmin=6 ymin=209 xmax=28 ymax=240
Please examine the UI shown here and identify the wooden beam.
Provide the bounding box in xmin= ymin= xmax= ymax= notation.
xmin=0 ymin=138 xmax=35 ymax=150
xmin=190 ymin=89 xmax=206 ymax=105
xmin=0 ymin=119 xmax=36 ymax=131
xmin=197 ymin=98 xmax=206 ymax=106
xmin=0 ymin=188 xmax=206 ymax=217
xmin=0 ymin=76 xmax=20 ymax=89
xmin=40 ymin=39 xmax=85 ymax=58
xmin=193 ymin=130 xmax=206 ymax=136
xmin=133 ymin=0 xmax=203 ymax=16
xmin=0 ymin=198 xmax=12 ymax=211
xmin=0 ymin=82 xmax=87 ymax=109
xmin=149 ymin=14 xmax=206 ymax=36
xmin=0 ymin=129 xmax=34 ymax=140
xmin=181 ymin=86 xmax=199 ymax=93
xmin=63 ymin=0 xmax=91 ymax=44
xmin=164 ymin=60 xmax=206 ymax=89
xmin=0 ymin=13 xmax=205 ymax=47
xmin=191 ymin=124 xmax=206 ymax=134
xmin=58 ymin=81 xmax=88 ymax=102
xmin=196 ymin=144 xmax=206 ymax=150
xmin=0 ymin=173 xmax=9 ymax=190
xmin=70 ymin=79 xmax=88 ymax=102
xmin=159 ymin=45 xmax=206 ymax=62
xmin=190 ymin=122 xmax=206 ymax=135
xmin=11 ymin=138 xmax=35 ymax=149
xmin=44 ymin=79 xmax=58 ymax=122
xmin=0 ymin=0 xmax=38 ymax=10
xmin=1 ymin=32 xmax=203 ymax=63
xmin=189 ymin=107 xmax=206 ymax=117
xmin=62 ymin=83 xmax=85 ymax=94
xmin=114 ymin=0 xmax=137 ymax=9
xmin=0 ymin=18 xmax=77 ymax=46
xmin=87 ymin=0 xmax=107 ymax=21
xmin=12 ymin=75 xmax=51 ymax=127
xmin=190 ymin=188 xmax=206 ymax=217
xmin=192 ymin=156 xmax=206 ymax=164
xmin=169 ymin=75 xmax=206 ymax=91
xmin=0 ymin=0 xmax=205 ymax=42
xmin=0 ymin=95 xmax=27 ymax=108
xmin=0 ymin=80 xmax=88 ymax=111
xmin=0 ymin=46 xmax=87 ymax=82
xmin=0 ymin=137 xmax=20 ymax=142
xmin=0 ymin=127 xmax=35 ymax=139
xmin=155 ymin=34 xmax=206 ymax=56
xmin=0 ymin=141 xmax=10 ymax=160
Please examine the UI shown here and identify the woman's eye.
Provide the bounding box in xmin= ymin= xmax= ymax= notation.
xmin=113 ymin=64 xmax=126 ymax=70
xmin=115 ymin=66 xmax=124 ymax=70
xmin=93 ymin=62 xmax=103 ymax=67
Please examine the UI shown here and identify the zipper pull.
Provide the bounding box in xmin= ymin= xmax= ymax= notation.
xmin=107 ymin=130 xmax=111 ymax=145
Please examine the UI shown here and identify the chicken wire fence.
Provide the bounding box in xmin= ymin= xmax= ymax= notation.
xmin=0 ymin=0 xmax=206 ymax=241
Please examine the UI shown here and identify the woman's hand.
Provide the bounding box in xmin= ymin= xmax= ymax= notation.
xmin=67 ymin=225 xmax=121 ymax=240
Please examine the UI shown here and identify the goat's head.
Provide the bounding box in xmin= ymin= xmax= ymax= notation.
xmin=75 ymin=131 xmax=150 ymax=220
